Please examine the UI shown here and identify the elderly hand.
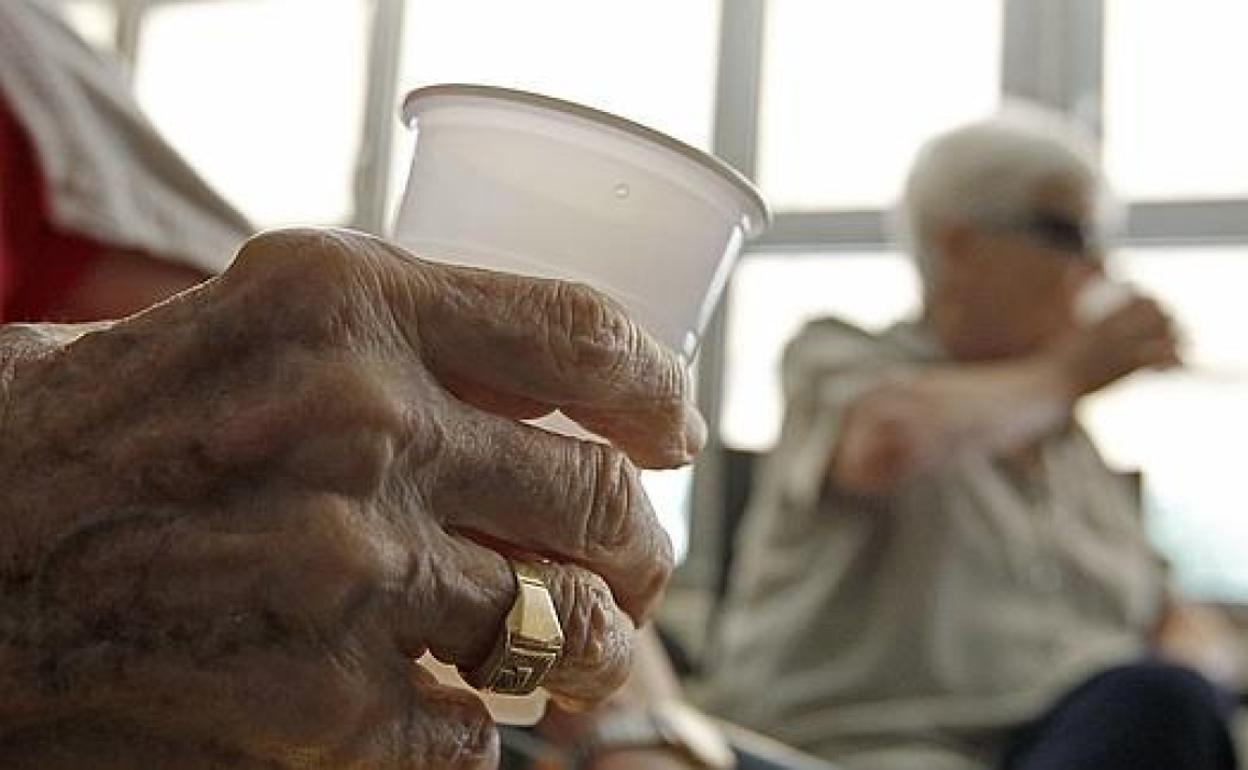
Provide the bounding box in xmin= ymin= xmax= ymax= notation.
xmin=1051 ymin=292 xmax=1182 ymax=397
xmin=0 ymin=228 xmax=701 ymax=769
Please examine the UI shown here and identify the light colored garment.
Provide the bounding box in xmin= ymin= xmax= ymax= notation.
xmin=0 ymin=0 xmax=251 ymax=273
xmin=702 ymin=318 xmax=1166 ymax=770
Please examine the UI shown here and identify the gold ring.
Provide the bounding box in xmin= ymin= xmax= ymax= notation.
xmin=463 ymin=559 xmax=565 ymax=696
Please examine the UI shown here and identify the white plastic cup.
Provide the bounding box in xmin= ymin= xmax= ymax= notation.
xmin=392 ymin=83 xmax=771 ymax=726
xmin=1074 ymin=275 xmax=1135 ymax=325
xmin=393 ymin=83 xmax=770 ymax=363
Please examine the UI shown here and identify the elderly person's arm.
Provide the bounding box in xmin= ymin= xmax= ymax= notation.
xmin=0 ymin=228 xmax=701 ymax=769
xmin=831 ymin=296 xmax=1179 ymax=495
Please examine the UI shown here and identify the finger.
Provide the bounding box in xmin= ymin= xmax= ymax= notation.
xmin=1101 ymin=299 xmax=1158 ymax=333
xmin=405 ymin=256 xmax=705 ymax=468
xmin=1102 ymin=303 xmax=1175 ymax=354
xmin=1123 ymin=297 xmax=1174 ymax=334
xmin=527 ymin=561 xmax=637 ymax=712
xmin=402 ymin=534 xmax=635 ymax=709
xmin=1137 ymin=338 xmax=1183 ymax=370
xmin=1131 ymin=313 xmax=1178 ymax=351
xmin=426 ymin=406 xmax=673 ymax=623
xmin=435 ymin=368 xmax=556 ymax=422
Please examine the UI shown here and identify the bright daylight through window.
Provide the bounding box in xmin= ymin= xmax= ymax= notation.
xmin=756 ymin=0 xmax=1001 ymax=209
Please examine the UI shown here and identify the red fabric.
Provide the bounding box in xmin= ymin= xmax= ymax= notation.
xmin=0 ymin=95 xmax=107 ymax=322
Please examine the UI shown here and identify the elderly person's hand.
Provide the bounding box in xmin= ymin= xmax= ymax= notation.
xmin=0 ymin=228 xmax=701 ymax=769
xmin=1051 ymin=292 xmax=1181 ymax=397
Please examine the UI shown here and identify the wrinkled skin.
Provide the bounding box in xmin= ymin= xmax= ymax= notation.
xmin=0 ymin=228 xmax=702 ymax=769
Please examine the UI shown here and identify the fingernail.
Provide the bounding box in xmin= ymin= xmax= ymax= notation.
xmin=683 ymin=406 xmax=708 ymax=458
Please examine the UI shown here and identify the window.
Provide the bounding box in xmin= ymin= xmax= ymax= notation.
xmin=388 ymin=0 xmax=721 ymax=226
xmin=134 ymin=0 xmax=371 ymax=228
xmin=721 ymin=252 xmax=919 ymax=450
xmin=1081 ymin=247 xmax=1248 ymax=600
xmin=756 ymin=0 xmax=1002 ymax=210
xmin=645 ymin=466 xmax=694 ymax=563
xmin=1103 ymin=0 xmax=1248 ymax=200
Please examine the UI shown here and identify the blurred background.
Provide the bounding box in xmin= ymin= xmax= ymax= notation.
xmin=44 ymin=0 xmax=1248 ymax=629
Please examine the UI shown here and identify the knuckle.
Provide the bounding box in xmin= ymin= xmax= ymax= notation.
xmin=578 ymin=443 xmax=640 ymax=556
xmin=542 ymin=281 xmax=637 ymax=380
xmin=224 ymin=229 xmax=392 ymax=343
xmin=276 ymin=363 xmax=406 ymax=495
xmin=550 ymin=568 xmax=630 ymax=685
xmin=270 ymin=498 xmax=389 ymax=630
xmin=396 ymin=399 xmax=449 ymax=474
xmin=398 ymin=541 xmax=441 ymax=621
xmin=228 ymin=228 xmax=352 ymax=287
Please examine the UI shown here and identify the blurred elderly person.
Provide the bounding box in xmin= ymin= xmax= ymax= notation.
xmin=703 ymin=106 xmax=1241 ymax=770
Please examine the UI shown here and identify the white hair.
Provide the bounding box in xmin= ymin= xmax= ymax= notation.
xmin=893 ymin=101 xmax=1121 ymax=289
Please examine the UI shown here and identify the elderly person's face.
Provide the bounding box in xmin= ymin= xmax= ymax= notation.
xmin=936 ymin=175 xmax=1102 ymax=359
